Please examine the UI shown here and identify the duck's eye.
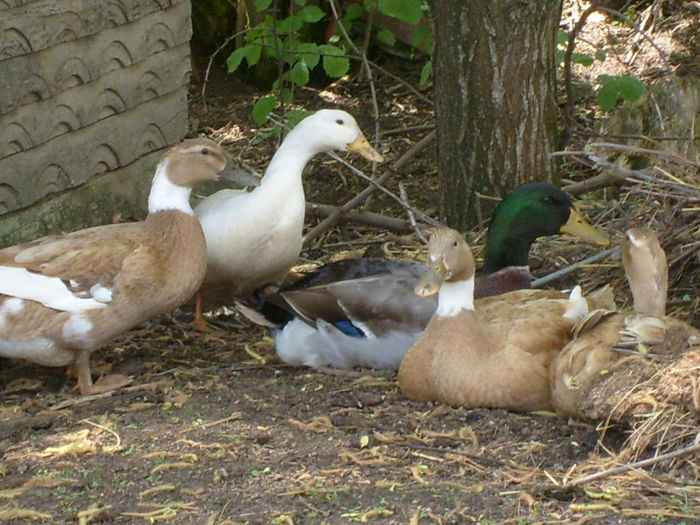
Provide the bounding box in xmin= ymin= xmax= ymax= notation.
xmin=201 ymin=147 xmax=209 ymax=155
xmin=452 ymin=241 xmax=458 ymax=247
xmin=336 ymin=119 xmax=344 ymax=125
xmin=542 ymin=196 xmax=553 ymax=204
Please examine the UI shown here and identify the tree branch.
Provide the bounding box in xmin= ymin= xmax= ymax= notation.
xmin=302 ymin=130 xmax=438 ymax=248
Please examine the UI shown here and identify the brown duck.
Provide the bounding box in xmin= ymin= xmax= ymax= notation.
xmin=0 ymin=138 xmax=246 ymax=394
xmin=398 ymin=228 xmax=597 ymax=412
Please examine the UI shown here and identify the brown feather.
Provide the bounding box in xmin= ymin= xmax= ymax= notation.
xmin=399 ymin=228 xmax=584 ymax=412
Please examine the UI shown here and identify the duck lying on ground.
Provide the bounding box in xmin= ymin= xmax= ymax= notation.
xmin=550 ymin=227 xmax=700 ymax=419
xmin=397 ymin=228 xmax=596 ymax=412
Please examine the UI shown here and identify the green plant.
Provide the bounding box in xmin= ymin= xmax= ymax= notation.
xmin=557 ymin=29 xmax=645 ymax=112
xmin=226 ymin=0 xmax=430 ymax=125
xmin=596 ymin=73 xmax=645 ymax=111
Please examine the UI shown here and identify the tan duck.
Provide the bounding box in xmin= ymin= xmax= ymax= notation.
xmin=241 ymin=183 xmax=609 ymax=370
xmin=550 ymin=227 xmax=700 ymax=418
xmin=192 ymin=109 xmax=383 ymax=328
xmin=0 ymin=138 xmax=245 ymax=394
xmin=398 ymin=228 xmax=593 ymax=412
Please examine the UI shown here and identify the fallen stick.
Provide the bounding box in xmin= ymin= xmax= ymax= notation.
xmin=565 ymin=436 xmax=700 ymax=487
xmin=552 ymin=151 xmax=699 ymax=196
xmin=563 ymin=172 xmax=628 ymax=196
xmin=305 ymin=202 xmax=413 ymax=232
xmin=530 ymin=246 xmax=620 ymax=289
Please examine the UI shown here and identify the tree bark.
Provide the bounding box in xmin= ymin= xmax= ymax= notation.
xmin=430 ymin=0 xmax=563 ymax=229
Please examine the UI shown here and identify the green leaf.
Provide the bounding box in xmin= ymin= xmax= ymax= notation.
xmin=572 ymin=52 xmax=594 ymax=67
xmin=376 ymin=29 xmax=396 ymax=47
xmin=378 ymin=0 xmax=423 ymax=25
xmin=294 ymin=0 xmax=307 ymax=5
xmin=617 ymin=75 xmax=645 ymax=103
xmin=319 ymin=43 xmax=344 ymax=56
xmin=323 ymin=54 xmax=350 ymax=78
xmin=419 ymin=60 xmax=432 ymax=87
xmin=244 ymin=44 xmax=262 ymax=66
xmin=227 ymin=44 xmax=263 ymax=71
xmin=597 ymin=78 xmax=619 ymax=112
xmin=289 ymin=60 xmax=310 ymax=86
xmin=423 ymin=29 xmax=433 ymax=55
xmin=298 ymin=5 xmax=325 ymax=23
xmin=226 ymin=47 xmax=247 ymax=72
xmin=595 ymin=48 xmax=607 ymax=61
xmin=297 ymin=42 xmax=320 ymax=69
xmin=255 ymin=0 xmax=273 ymax=10
xmin=344 ymin=3 xmax=364 ymax=21
xmin=277 ymin=14 xmax=304 ymax=33
xmin=557 ymin=29 xmax=569 ymax=46
xmin=412 ymin=24 xmax=428 ymax=49
xmin=319 ymin=44 xmax=350 ymax=77
xmin=285 ymin=109 xmax=312 ymax=129
xmin=252 ymin=95 xmax=278 ymax=125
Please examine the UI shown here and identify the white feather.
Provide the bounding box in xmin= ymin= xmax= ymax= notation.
xmin=0 ymin=297 xmax=24 ymax=330
xmin=89 ymin=283 xmax=113 ymax=303
xmin=0 ymin=266 xmax=108 ymax=312
xmin=273 ymin=318 xmax=416 ymax=370
xmin=563 ymin=285 xmax=589 ymax=322
xmin=148 ymin=159 xmax=194 ymax=215
xmin=435 ymin=277 xmax=475 ymax=317
xmin=62 ymin=313 xmax=95 ymax=348
xmin=0 ymin=337 xmax=73 ymax=366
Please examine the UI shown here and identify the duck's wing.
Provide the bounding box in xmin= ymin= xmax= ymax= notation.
xmin=0 ymin=222 xmax=155 ymax=312
xmin=273 ymin=318 xmax=417 ymax=370
xmin=550 ymin=310 xmax=700 ymax=418
xmin=279 ymin=259 xmax=435 ymax=337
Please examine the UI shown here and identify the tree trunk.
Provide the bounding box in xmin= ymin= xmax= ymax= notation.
xmin=430 ymin=0 xmax=563 ymax=230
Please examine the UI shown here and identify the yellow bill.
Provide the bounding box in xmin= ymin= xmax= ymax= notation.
xmin=561 ymin=207 xmax=610 ymax=246
xmin=414 ymin=262 xmax=449 ymax=298
xmin=347 ymin=132 xmax=384 ymax=162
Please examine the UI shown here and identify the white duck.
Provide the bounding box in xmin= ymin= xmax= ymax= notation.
xmin=192 ymin=109 xmax=383 ymax=328
xmin=0 ymin=138 xmax=244 ymax=394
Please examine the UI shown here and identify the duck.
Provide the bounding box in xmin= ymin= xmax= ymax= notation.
xmin=240 ymin=183 xmax=609 ymax=370
xmin=0 ymin=138 xmax=245 ymax=394
xmin=550 ymin=227 xmax=700 ymax=419
xmin=397 ymin=228 xmax=592 ymax=412
xmin=191 ymin=109 xmax=384 ymax=329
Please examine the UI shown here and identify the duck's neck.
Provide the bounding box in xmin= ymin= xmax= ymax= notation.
xmin=258 ymin=129 xmax=324 ymax=193
xmin=435 ymin=277 xmax=475 ymax=317
xmin=148 ymin=161 xmax=194 ymax=215
xmin=482 ymin=222 xmax=533 ymax=274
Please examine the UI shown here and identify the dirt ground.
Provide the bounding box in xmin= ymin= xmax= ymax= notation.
xmin=2 ymin=6 xmax=699 ymax=524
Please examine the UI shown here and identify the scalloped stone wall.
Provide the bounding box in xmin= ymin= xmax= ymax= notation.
xmin=0 ymin=0 xmax=192 ymax=246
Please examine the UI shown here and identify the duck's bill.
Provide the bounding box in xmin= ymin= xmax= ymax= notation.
xmin=560 ymin=207 xmax=610 ymax=246
xmin=219 ymin=162 xmax=260 ymax=187
xmin=414 ymin=264 xmax=448 ymax=297
xmin=347 ymin=133 xmax=384 ymax=162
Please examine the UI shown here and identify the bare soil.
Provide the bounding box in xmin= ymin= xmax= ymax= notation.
xmin=2 ymin=8 xmax=699 ymax=523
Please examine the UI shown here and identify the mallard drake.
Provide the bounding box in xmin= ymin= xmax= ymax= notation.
xmin=192 ymin=109 xmax=383 ymax=328
xmin=550 ymin=227 xmax=700 ymax=419
xmin=242 ymin=183 xmax=609 ymax=370
xmin=0 ymin=138 xmax=244 ymax=394
xmin=397 ymin=228 xmax=591 ymax=411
